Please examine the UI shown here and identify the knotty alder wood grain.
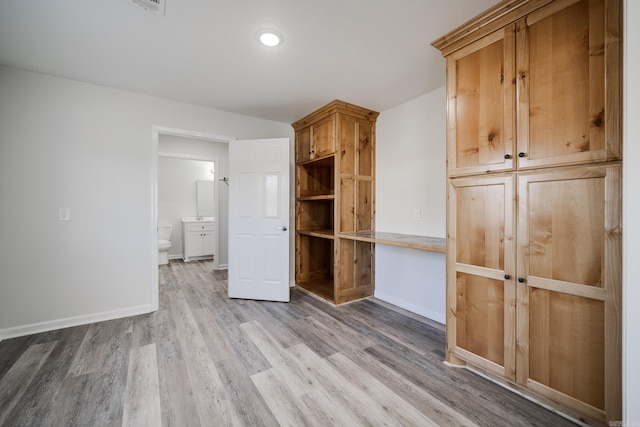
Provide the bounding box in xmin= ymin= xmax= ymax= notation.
xmin=516 ymin=0 xmax=620 ymax=170
xmin=0 ymin=260 xmax=578 ymax=426
xmin=337 ymin=231 xmax=446 ymax=252
xmin=294 ymin=100 xmax=378 ymax=304
xmin=446 ymin=24 xmax=516 ymax=177
xmin=436 ymin=0 xmax=622 ymax=422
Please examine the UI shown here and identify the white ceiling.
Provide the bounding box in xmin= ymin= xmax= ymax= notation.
xmin=0 ymin=0 xmax=499 ymax=123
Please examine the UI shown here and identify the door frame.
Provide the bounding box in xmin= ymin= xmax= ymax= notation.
xmin=151 ymin=125 xmax=235 ymax=311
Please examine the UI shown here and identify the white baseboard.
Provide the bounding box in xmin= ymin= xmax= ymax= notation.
xmin=0 ymin=304 xmax=154 ymax=342
xmin=214 ymin=263 xmax=228 ymax=270
xmin=168 ymin=254 xmax=183 ymax=260
xmin=374 ymin=291 xmax=446 ymax=324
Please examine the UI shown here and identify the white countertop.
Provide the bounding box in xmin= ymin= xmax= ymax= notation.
xmin=181 ymin=216 xmax=214 ymax=223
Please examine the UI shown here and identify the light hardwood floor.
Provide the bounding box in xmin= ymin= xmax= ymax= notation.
xmin=0 ymin=260 xmax=577 ymax=426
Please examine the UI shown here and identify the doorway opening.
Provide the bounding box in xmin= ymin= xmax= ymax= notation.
xmin=151 ymin=126 xmax=234 ymax=311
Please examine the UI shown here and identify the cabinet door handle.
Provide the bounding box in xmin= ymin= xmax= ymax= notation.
xmin=504 ymin=274 xmax=511 ymax=280
xmin=504 ymin=154 xmax=511 ymax=160
xmin=518 ymin=152 xmax=526 ymax=158
xmin=518 ymin=277 xmax=525 ymax=283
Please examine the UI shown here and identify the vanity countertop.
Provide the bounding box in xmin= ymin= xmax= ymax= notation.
xmin=181 ymin=216 xmax=214 ymax=223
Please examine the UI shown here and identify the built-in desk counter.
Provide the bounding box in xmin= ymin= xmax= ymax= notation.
xmin=337 ymin=231 xmax=445 ymax=253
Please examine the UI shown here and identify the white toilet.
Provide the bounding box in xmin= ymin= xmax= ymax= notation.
xmin=158 ymin=224 xmax=172 ymax=265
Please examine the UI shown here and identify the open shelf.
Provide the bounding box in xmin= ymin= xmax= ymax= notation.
xmin=295 ymin=233 xmax=335 ymax=301
xmin=297 ymin=156 xmax=335 ymax=199
xmin=296 ymin=279 xmax=335 ymax=302
xmin=297 ymin=199 xmax=334 ymax=231
xmin=297 ymin=229 xmax=335 ymax=239
xmin=297 ymin=154 xmax=335 ymax=167
xmin=297 ymin=195 xmax=335 ymax=201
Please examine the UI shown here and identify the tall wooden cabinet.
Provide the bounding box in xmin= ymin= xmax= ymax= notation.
xmin=293 ymin=100 xmax=379 ymax=304
xmin=433 ymin=0 xmax=622 ymax=423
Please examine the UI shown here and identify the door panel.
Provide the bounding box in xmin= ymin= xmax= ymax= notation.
xmin=296 ymin=128 xmax=311 ymax=163
xmin=527 ymin=175 xmax=604 ymax=286
xmin=517 ymin=164 xmax=621 ymax=417
xmin=447 ymin=25 xmax=516 ymax=177
xmin=228 ymin=138 xmax=290 ymax=302
xmin=202 ymin=232 xmax=215 ymax=256
xmin=456 ymin=272 xmax=505 ymax=367
xmin=312 ymin=116 xmax=335 ymax=158
xmin=529 ymin=288 xmax=605 ymax=409
xmin=447 ymin=174 xmax=516 ymax=378
xmin=517 ymin=0 xmax=620 ymax=169
xmin=455 ymin=184 xmax=505 ymax=270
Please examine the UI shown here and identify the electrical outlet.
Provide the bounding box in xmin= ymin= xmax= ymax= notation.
xmin=413 ymin=208 xmax=421 ymax=221
xmin=58 ymin=208 xmax=71 ymax=221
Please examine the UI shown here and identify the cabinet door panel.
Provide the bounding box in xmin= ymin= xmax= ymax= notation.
xmin=526 ymin=175 xmax=604 ymax=286
xmin=296 ymin=127 xmax=311 ymax=163
xmin=529 ymin=289 xmax=604 ymax=410
xmin=313 ymin=116 xmax=335 ymax=158
xmin=456 ymin=273 xmax=505 ymax=366
xmin=447 ymin=174 xmax=516 ymax=378
xmin=455 ymin=184 xmax=505 ymax=270
xmin=517 ymin=164 xmax=621 ymax=420
xmin=518 ymin=165 xmax=618 ymax=289
xmin=447 ymin=25 xmax=516 ymax=177
xmin=202 ymin=232 xmax=215 ymax=256
xmin=517 ymin=0 xmax=621 ymax=169
xmin=185 ymin=231 xmax=202 ymax=257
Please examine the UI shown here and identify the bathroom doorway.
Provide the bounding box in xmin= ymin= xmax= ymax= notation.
xmin=150 ymin=126 xmax=234 ymax=311
xmin=157 ymin=155 xmax=218 ymax=264
xmin=153 ymin=127 xmax=232 ymax=263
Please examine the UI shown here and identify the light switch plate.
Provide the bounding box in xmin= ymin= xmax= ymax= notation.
xmin=58 ymin=208 xmax=71 ymax=221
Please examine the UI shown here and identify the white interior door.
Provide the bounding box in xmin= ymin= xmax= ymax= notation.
xmin=228 ymin=138 xmax=290 ymax=302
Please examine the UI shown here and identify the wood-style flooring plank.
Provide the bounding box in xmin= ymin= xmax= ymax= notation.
xmin=250 ymin=368 xmax=311 ymax=427
xmin=169 ymin=288 xmax=242 ymax=425
xmin=240 ymin=320 xmax=316 ymax=397
xmin=122 ymin=343 xmax=162 ymax=427
xmin=287 ymin=343 xmax=439 ymax=427
xmin=0 ymin=325 xmax=88 ymax=427
xmin=0 ymin=341 xmax=57 ymax=425
xmin=157 ymin=360 xmax=200 ymax=427
xmin=327 ymin=350 xmax=480 ymax=427
xmin=215 ymin=357 xmax=279 ymax=427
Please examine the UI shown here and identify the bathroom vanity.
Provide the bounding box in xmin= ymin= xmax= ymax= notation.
xmin=181 ymin=217 xmax=215 ymax=262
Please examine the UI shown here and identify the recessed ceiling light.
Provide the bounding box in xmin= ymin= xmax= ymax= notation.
xmin=256 ymin=29 xmax=283 ymax=47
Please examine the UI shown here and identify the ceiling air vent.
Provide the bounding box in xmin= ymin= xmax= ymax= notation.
xmin=131 ymin=0 xmax=166 ymax=16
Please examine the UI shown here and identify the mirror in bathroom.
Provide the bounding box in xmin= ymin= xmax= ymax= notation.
xmin=196 ymin=180 xmax=215 ymax=218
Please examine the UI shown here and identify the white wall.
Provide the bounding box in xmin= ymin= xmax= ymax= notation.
xmin=623 ymin=0 xmax=640 ymax=422
xmin=0 ymin=66 xmax=292 ymax=338
xmin=375 ymin=87 xmax=447 ymax=323
xmin=158 ymin=134 xmax=230 ymax=266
